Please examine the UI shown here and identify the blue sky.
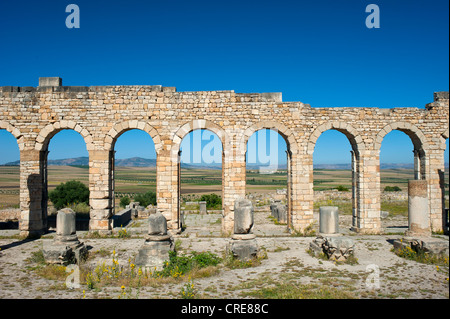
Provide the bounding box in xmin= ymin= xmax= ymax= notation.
xmin=0 ymin=0 xmax=448 ymax=165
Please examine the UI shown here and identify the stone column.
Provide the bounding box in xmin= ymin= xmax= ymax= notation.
xmin=353 ymin=150 xmax=381 ymax=234
xmin=270 ymin=201 xmax=287 ymax=224
xmin=228 ymin=198 xmax=259 ymax=260
xmin=407 ymin=180 xmax=430 ymax=236
xmin=291 ymin=152 xmax=315 ymax=233
xmin=319 ymin=206 xmax=339 ymax=234
xmin=158 ymin=141 xmax=177 ymax=231
xmin=222 ymin=159 xmax=246 ymax=235
xmin=427 ymin=148 xmax=446 ymax=233
xmin=413 ymin=149 xmax=421 ymax=180
xmin=55 ymin=208 xmax=77 ymax=241
xmin=135 ymin=210 xmax=174 ymax=270
xmin=270 ymin=200 xmax=281 ymax=218
xmin=285 ymin=149 xmax=292 ymax=228
xmin=88 ymin=150 xmax=113 ymax=234
xmin=350 ymin=150 xmax=358 ymax=228
xmin=43 ymin=208 xmax=87 ymax=264
xmin=19 ymin=149 xmax=46 ymax=238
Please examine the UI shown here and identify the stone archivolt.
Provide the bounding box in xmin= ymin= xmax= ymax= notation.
xmin=0 ymin=78 xmax=448 ymax=237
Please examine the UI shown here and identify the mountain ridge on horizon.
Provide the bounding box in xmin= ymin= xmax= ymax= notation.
xmin=2 ymin=156 xmax=448 ymax=170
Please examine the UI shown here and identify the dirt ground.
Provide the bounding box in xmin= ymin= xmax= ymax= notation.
xmin=0 ymin=207 xmax=448 ymax=300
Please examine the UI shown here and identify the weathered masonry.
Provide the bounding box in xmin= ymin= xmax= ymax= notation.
xmin=0 ymin=77 xmax=448 ymax=238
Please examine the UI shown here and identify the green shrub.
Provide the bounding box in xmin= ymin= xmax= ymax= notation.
xmin=156 ymin=251 xmax=222 ymax=278
xmin=49 ymin=180 xmax=89 ymax=210
xmin=134 ymin=191 xmax=156 ymax=207
xmin=199 ymin=193 xmax=222 ymax=209
xmin=120 ymin=196 xmax=131 ymax=208
xmin=191 ymin=251 xmax=221 ymax=268
xmin=384 ymin=186 xmax=402 ymax=192
xmin=336 ymin=185 xmax=349 ymax=192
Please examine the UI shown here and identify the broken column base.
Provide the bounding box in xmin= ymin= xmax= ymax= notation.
xmin=227 ymin=234 xmax=259 ymax=261
xmin=310 ymin=235 xmax=355 ymax=262
xmin=135 ymin=235 xmax=174 ymax=271
xmin=43 ymin=236 xmax=88 ymax=265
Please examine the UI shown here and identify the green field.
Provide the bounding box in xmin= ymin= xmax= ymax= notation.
xmin=0 ymin=165 xmax=448 ymax=209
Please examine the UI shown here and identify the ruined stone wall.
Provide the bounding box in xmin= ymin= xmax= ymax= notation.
xmin=0 ymin=78 xmax=448 ymax=237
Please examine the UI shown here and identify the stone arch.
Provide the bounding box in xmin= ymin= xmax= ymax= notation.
xmin=169 ymin=119 xmax=228 ymax=231
xmin=307 ymin=121 xmax=365 ymax=155
xmin=375 ymin=121 xmax=428 ymax=181
xmin=104 ymin=120 xmax=162 ymax=153
xmin=32 ymin=121 xmax=94 ymax=234
xmin=374 ymin=121 xmax=428 ymax=152
xmin=170 ymin=119 xmax=228 ymax=163
xmin=240 ymin=120 xmax=299 ymax=230
xmin=307 ymin=121 xmax=366 ymax=232
xmin=0 ymin=121 xmax=24 ymax=150
xmin=103 ymin=120 xmax=161 ymax=224
xmin=240 ymin=120 xmax=299 ymax=156
xmin=35 ymin=121 xmax=94 ymax=151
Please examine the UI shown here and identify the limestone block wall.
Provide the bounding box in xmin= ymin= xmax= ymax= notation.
xmin=0 ymin=79 xmax=448 ymax=237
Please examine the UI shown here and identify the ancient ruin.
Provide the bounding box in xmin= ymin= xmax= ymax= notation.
xmin=228 ymin=198 xmax=259 ymax=260
xmin=42 ymin=208 xmax=87 ymax=264
xmin=135 ymin=210 xmax=174 ymax=270
xmin=319 ymin=206 xmax=339 ymax=235
xmin=0 ymin=77 xmax=448 ymax=238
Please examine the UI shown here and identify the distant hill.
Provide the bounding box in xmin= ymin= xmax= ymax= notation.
xmin=1 ymin=156 xmax=156 ymax=167
xmin=314 ymin=164 xmax=351 ymax=170
xmin=2 ymin=157 xmax=448 ymax=170
xmin=115 ymin=157 xmax=156 ymax=167
xmin=49 ymin=156 xmax=90 ymax=166
xmin=2 ymin=157 xmax=91 ymax=167
xmin=313 ymin=163 xmax=428 ymax=169
xmin=1 ymin=156 xmax=219 ymax=169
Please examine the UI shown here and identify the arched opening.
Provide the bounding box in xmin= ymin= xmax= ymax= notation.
xmin=308 ymin=122 xmax=366 ymax=233
xmin=379 ymin=130 xmax=421 ymax=233
xmin=245 ymin=128 xmax=289 ymax=236
xmin=0 ymin=129 xmax=20 ymax=230
xmin=111 ymin=129 xmax=157 ymax=228
xmin=313 ymin=130 xmax=353 ymax=234
xmin=46 ymin=129 xmax=89 ymax=231
xmin=178 ymin=128 xmax=223 ymax=236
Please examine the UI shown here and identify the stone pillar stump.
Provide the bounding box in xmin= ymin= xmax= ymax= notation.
xmin=43 ymin=208 xmax=87 ymax=264
xmin=135 ymin=210 xmax=174 ymax=270
xmin=407 ymin=180 xmax=430 ymax=236
xmin=319 ymin=206 xmax=339 ymax=235
xmin=228 ymin=198 xmax=259 ymax=261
